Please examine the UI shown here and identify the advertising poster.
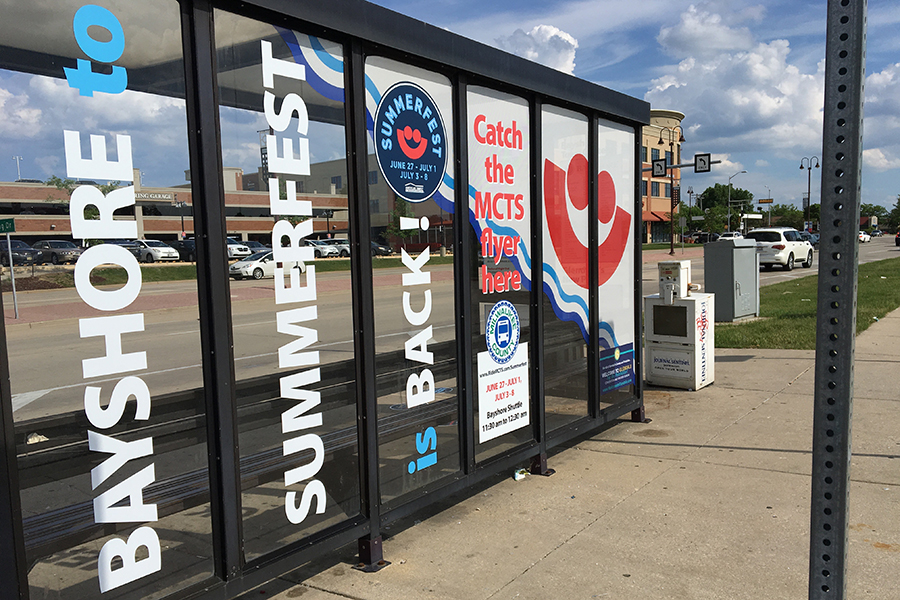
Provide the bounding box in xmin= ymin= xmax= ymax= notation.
xmin=468 ymin=88 xmax=531 ymax=444
xmin=596 ymin=119 xmax=636 ymax=393
xmin=477 ymin=301 xmax=529 ymax=443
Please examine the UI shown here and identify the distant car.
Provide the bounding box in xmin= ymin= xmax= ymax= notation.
xmin=798 ymin=231 xmax=819 ymax=247
xmin=718 ymin=231 xmax=743 ymax=240
xmin=135 ymin=239 xmax=179 ymax=262
xmin=0 ymin=239 xmax=42 ymax=266
xmin=32 ymin=240 xmax=83 ymax=264
xmin=103 ymin=240 xmax=143 ymax=260
xmin=858 ymin=231 xmax=871 ymax=243
xmin=244 ymin=240 xmax=269 ymax=252
xmin=320 ymin=238 xmax=350 ymax=257
xmin=226 ymin=237 xmax=251 ymax=259
xmin=306 ymin=239 xmax=339 ymax=258
xmin=745 ymin=227 xmax=814 ymax=271
xmin=691 ymin=232 xmax=720 ymax=244
xmin=229 ymin=251 xmax=306 ymax=280
xmin=870 ymin=230 xmax=883 ymax=237
xmin=371 ymin=241 xmax=393 ymax=256
xmin=169 ymin=239 xmax=196 ymax=262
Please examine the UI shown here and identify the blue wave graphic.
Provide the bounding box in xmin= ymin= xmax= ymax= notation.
xmin=276 ymin=28 xmax=344 ymax=103
xmin=542 ymin=264 xmax=589 ymax=341
xmin=308 ymin=36 xmax=343 ymax=73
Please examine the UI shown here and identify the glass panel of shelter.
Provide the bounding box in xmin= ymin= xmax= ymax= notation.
xmin=364 ymin=56 xmax=460 ymax=509
xmin=466 ymin=87 xmax=534 ymax=462
xmin=596 ymin=118 xmax=639 ymax=410
xmin=540 ymin=106 xmax=590 ymax=430
xmin=213 ymin=11 xmax=361 ymax=563
xmin=0 ymin=0 xmax=213 ymax=597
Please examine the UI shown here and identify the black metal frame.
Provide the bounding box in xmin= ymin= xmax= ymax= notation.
xmin=0 ymin=1 xmax=649 ymax=598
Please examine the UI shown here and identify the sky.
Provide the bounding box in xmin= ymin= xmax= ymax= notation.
xmin=1 ymin=1 xmax=897 ymax=215
xmin=368 ymin=0 xmax=900 ymax=212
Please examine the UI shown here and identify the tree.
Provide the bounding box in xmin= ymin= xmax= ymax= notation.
xmin=887 ymin=195 xmax=900 ymax=232
xmin=697 ymin=183 xmax=753 ymax=231
xmin=768 ymin=204 xmax=804 ymax=230
xmin=384 ymin=196 xmax=416 ymax=248
xmin=45 ymin=176 xmax=120 ymax=220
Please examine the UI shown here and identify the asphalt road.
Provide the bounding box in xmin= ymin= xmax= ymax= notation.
xmin=5 ymin=237 xmax=896 ymax=421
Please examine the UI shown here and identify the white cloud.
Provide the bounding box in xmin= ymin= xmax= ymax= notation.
xmin=657 ymin=5 xmax=755 ymax=60
xmin=755 ymin=159 xmax=769 ymax=167
xmin=646 ymin=8 xmax=825 ymax=157
xmin=863 ymin=148 xmax=900 ymax=172
xmin=0 ymin=87 xmax=43 ymax=138
xmin=496 ymin=25 xmax=579 ymax=74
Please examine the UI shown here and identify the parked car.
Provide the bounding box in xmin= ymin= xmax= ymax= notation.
xmin=226 ymin=237 xmax=251 ymax=259
xmin=858 ymin=231 xmax=871 ymax=243
xmin=135 ymin=239 xmax=180 ymax=262
xmin=745 ymin=227 xmax=814 ymax=271
xmin=0 ymin=239 xmax=42 ymax=266
xmin=244 ymin=240 xmax=269 ymax=252
xmin=371 ymin=241 xmax=393 ymax=256
xmin=32 ymin=239 xmax=83 ymax=264
xmin=718 ymin=231 xmax=743 ymax=240
xmin=320 ymin=238 xmax=350 ymax=257
xmin=229 ymin=251 xmax=306 ymax=280
xmin=691 ymin=232 xmax=720 ymax=244
xmin=798 ymin=232 xmax=820 ymax=247
xmin=103 ymin=239 xmax=143 ymax=260
xmin=169 ymin=239 xmax=197 ymax=262
xmin=306 ymin=239 xmax=339 ymax=258
xmin=870 ymin=230 xmax=883 ymax=237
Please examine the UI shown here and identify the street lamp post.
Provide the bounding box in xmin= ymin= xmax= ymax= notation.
xmin=765 ymin=185 xmax=771 ymax=226
xmin=173 ymin=199 xmax=186 ymax=239
xmin=800 ymin=156 xmax=819 ymax=231
xmin=12 ymin=156 xmax=23 ymax=181
xmin=658 ymin=126 xmax=685 ymax=255
xmin=727 ymin=170 xmax=747 ymax=232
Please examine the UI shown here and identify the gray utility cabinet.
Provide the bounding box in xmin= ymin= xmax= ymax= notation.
xmin=703 ymin=239 xmax=760 ymax=322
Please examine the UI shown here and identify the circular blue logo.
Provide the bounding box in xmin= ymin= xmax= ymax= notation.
xmin=373 ymin=82 xmax=447 ymax=203
xmin=485 ymin=301 xmax=520 ymax=364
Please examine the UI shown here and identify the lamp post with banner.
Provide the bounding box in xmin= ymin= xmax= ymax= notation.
xmin=800 ymin=156 xmax=819 ymax=231
xmin=657 ymin=125 xmax=685 ymax=255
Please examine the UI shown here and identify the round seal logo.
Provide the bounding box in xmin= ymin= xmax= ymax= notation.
xmin=373 ymin=82 xmax=447 ymax=203
xmin=485 ymin=300 xmax=520 ymax=364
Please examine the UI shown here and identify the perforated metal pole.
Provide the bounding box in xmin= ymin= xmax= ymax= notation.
xmin=808 ymin=1 xmax=866 ymax=598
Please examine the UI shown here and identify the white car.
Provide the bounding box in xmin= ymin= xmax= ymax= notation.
xmin=859 ymin=231 xmax=871 ymax=243
xmin=320 ymin=238 xmax=350 ymax=257
xmin=135 ymin=239 xmax=179 ymax=262
xmin=745 ymin=227 xmax=814 ymax=271
xmin=306 ymin=239 xmax=339 ymax=258
xmin=226 ymin=237 xmax=251 ymax=259
xmin=229 ymin=251 xmax=306 ymax=280
xmin=718 ymin=231 xmax=743 ymax=240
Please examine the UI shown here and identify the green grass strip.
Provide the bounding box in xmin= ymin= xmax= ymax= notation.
xmin=716 ymin=256 xmax=900 ymax=349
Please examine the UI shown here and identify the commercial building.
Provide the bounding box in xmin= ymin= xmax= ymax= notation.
xmin=640 ymin=109 xmax=685 ymax=243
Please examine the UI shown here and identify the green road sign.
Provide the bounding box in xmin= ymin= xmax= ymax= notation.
xmin=0 ymin=218 xmax=14 ymax=234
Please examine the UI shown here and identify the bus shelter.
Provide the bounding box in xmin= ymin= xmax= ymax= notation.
xmin=0 ymin=1 xmax=648 ymax=598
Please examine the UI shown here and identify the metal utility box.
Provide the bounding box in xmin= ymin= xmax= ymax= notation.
xmin=703 ymin=239 xmax=759 ymax=322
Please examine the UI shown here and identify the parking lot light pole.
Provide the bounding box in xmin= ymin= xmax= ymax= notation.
xmin=800 ymin=156 xmax=819 ymax=231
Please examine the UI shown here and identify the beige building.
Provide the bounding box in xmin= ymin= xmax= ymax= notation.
xmin=641 ymin=109 xmax=685 ymax=243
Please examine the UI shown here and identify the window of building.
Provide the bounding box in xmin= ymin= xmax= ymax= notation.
xmin=651 ymin=147 xmax=660 ymax=161
xmin=651 ymin=181 xmax=660 ymax=197
xmin=641 ymin=146 xmax=647 ymax=163
xmin=665 ymin=183 xmax=671 ymax=198
xmin=641 ymin=180 xmax=648 ymax=196
xmin=665 ymin=150 xmax=672 ymax=165
xmin=368 ymin=170 xmax=378 ymax=184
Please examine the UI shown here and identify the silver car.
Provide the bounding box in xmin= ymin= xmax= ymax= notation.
xmin=32 ymin=240 xmax=83 ymax=264
xmin=135 ymin=239 xmax=180 ymax=262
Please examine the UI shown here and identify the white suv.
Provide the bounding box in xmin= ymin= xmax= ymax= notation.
xmin=745 ymin=227 xmax=814 ymax=271
xmin=718 ymin=231 xmax=743 ymax=240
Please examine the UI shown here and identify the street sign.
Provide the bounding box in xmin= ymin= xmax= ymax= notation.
xmin=691 ymin=216 xmax=705 ymax=221
xmin=758 ymin=198 xmax=773 ymax=204
xmin=652 ymin=158 xmax=667 ymax=177
xmin=694 ymin=153 xmax=711 ymax=173
xmin=0 ymin=218 xmax=14 ymax=234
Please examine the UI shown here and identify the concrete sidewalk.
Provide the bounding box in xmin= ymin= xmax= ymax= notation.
xmin=251 ymin=309 xmax=900 ymax=600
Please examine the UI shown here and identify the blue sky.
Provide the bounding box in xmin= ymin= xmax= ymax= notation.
xmin=370 ymin=0 xmax=900 ymax=212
